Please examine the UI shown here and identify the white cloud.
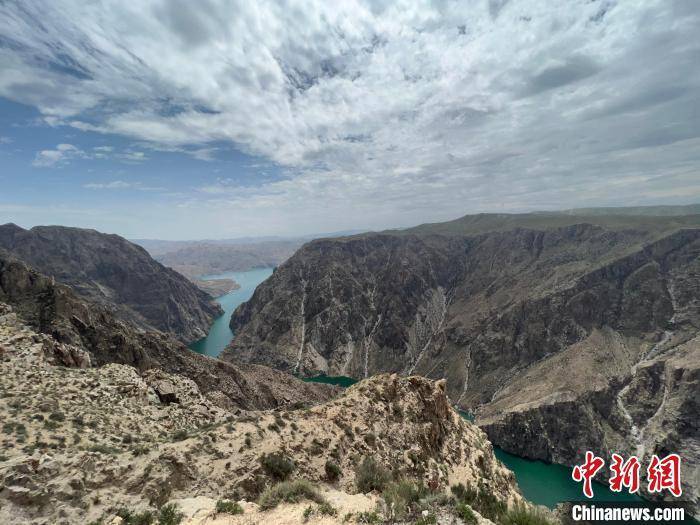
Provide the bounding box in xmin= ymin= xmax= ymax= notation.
xmin=32 ymin=143 xmax=85 ymax=167
xmin=2 ymin=0 xmax=699 ymax=235
xmin=33 ymin=143 xmax=147 ymax=166
xmin=83 ymin=180 xmax=133 ymax=190
xmin=118 ymin=150 xmax=147 ymax=162
xmin=83 ymin=180 xmax=162 ymax=191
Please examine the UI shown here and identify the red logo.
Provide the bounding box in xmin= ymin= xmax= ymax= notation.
xmin=609 ymin=453 xmax=640 ymax=493
xmin=647 ymin=454 xmax=682 ymax=497
xmin=572 ymin=451 xmax=605 ymax=498
xmin=572 ymin=452 xmax=682 ymax=498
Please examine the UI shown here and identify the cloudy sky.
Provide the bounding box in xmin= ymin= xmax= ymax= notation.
xmin=0 ymin=0 xmax=698 ymax=239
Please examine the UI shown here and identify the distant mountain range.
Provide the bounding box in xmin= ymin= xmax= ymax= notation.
xmin=133 ymin=230 xmax=366 ymax=277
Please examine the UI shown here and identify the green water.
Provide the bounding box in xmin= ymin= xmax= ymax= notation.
xmin=303 ymin=374 xmax=359 ymax=388
xmin=303 ymin=375 xmax=643 ymax=509
xmin=188 ymin=267 xmax=273 ymax=357
xmin=492 ymin=448 xmax=641 ymax=509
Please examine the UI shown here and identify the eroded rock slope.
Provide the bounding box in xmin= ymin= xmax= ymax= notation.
xmin=0 ymin=224 xmax=222 ymax=343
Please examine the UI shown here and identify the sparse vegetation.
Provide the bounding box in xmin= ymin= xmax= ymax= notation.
xmin=115 ymin=504 xmax=183 ymax=525
xmin=258 ymin=480 xmax=326 ymax=510
xmin=325 ymin=459 xmax=342 ymax=481
xmin=49 ymin=411 xmax=65 ymax=422
xmin=303 ymin=505 xmax=314 ymax=522
xmin=455 ymin=502 xmax=478 ymax=524
xmin=382 ymin=479 xmax=427 ymax=520
xmin=260 ymin=452 xmax=296 ymax=481
xmin=355 ymin=456 xmax=391 ymax=493
xmin=88 ymin=443 xmax=119 ymax=455
xmin=355 ymin=510 xmax=383 ymax=524
xmin=44 ymin=420 xmax=60 ymax=431
xmin=500 ymin=504 xmax=555 ymax=525
xmin=116 ymin=508 xmax=155 ymax=525
xmin=171 ymin=429 xmax=188 ymax=441
xmin=451 ymin=482 xmax=507 ymax=522
xmin=415 ymin=513 xmax=437 ymax=525
xmin=131 ymin=444 xmax=149 ymax=456
xmin=303 ymin=502 xmax=337 ymax=521
xmin=158 ymin=503 xmax=183 ymax=525
xmin=215 ymin=499 xmax=243 ymax=515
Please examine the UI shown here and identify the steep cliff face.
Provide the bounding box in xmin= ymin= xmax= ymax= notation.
xmin=224 ymin=215 xmax=700 ymax=512
xmin=479 ymin=334 xmax=699 ymax=511
xmin=0 ymin=224 xmax=222 ymax=343
xmin=226 ymin=224 xmax=697 ymax=393
xmin=0 ymin=252 xmax=335 ymax=411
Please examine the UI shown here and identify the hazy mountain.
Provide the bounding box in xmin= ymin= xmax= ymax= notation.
xmin=134 ymin=230 xmax=367 ymax=278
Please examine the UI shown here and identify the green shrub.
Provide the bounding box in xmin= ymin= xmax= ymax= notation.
xmin=317 ymin=502 xmax=337 ymax=516
xmin=450 ymin=482 xmax=506 ymax=522
xmin=303 ymin=505 xmax=314 ymax=522
xmin=355 ymin=456 xmax=391 ymax=493
xmin=415 ymin=514 xmax=437 ymax=525
xmin=132 ymin=444 xmax=149 ymax=457
xmin=158 ymin=503 xmax=183 ymax=525
xmin=355 ymin=510 xmax=382 ymax=524
xmin=49 ymin=411 xmax=66 ymax=422
xmin=325 ymin=460 xmax=342 ymax=481
xmin=171 ymin=429 xmax=188 ymax=441
xmin=500 ymin=504 xmax=554 ymax=525
xmin=88 ymin=443 xmax=119 ymax=455
xmin=383 ymin=479 xmax=427 ymax=519
xmin=115 ymin=505 xmax=183 ymax=525
xmin=215 ymin=499 xmax=243 ymax=515
xmin=116 ymin=508 xmax=155 ymax=525
xmin=302 ymin=501 xmax=338 ymax=522
xmin=260 ymin=452 xmax=296 ymax=481
xmin=44 ymin=420 xmax=59 ymax=430
xmin=258 ymin=480 xmax=325 ymax=510
xmin=455 ymin=502 xmax=478 ymax=524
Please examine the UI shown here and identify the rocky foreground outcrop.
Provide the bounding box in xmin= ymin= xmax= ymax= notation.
xmin=224 ymin=212 xmax=700 ymax=514
xmin=0 ymin=252 xmax=335 ymax=411
xmin=0 ymin=224 xmax=222 ymax=343
xmin=0 ymin=308 xmax=527 ymax=524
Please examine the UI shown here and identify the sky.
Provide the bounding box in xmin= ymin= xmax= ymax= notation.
xmin=0 ymin=0 xmax=699 ymax=240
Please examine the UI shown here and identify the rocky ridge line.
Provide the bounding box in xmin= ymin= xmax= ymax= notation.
xmin=0 ymin=306 xmax=527 ymax=524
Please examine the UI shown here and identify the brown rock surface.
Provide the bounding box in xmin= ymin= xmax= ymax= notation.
xmin=0 ymin=223 xmax=223 ymax=343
